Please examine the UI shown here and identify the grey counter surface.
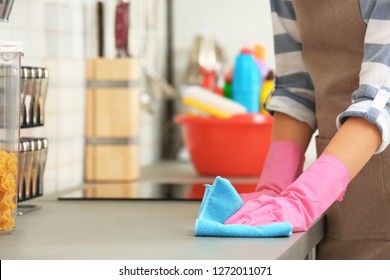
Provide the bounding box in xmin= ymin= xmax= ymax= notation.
xmin=0 ymin=161 xmax=325 ymax=260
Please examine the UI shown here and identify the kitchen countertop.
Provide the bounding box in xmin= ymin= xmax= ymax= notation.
xmin=0 ymin=161 xmax=325 ymax=260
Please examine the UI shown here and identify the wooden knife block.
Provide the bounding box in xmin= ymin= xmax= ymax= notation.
xmin=84 ymin=58 xmax=141 ymax=182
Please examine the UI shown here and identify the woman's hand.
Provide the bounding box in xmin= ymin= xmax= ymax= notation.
xmin=225 ymin=154 xmax=350 ymax=232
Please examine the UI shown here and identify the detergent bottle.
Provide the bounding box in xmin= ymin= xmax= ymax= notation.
xmin=253 ymin=44 xmax=269 ymax=80
xmin=232 ymin=48 xmax=261 ymax=113
xmin=260 ymin=70 xmax=275 ymax=114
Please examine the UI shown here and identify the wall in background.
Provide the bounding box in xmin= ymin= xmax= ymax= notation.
xmin=0 ymin=0 xmax=86 ymax=194
xmin=0 ymin=0 xmax=167 ymax=194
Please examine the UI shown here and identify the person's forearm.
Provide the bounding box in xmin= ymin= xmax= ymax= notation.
xmin=322 ymin=117 xmax=382 ymax=180
xmin=272 ymin=112 xmax=314 ymax=152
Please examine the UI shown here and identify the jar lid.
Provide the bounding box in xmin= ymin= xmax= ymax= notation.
xmin=41 ymin=138 xmax=48 ymax=148
xmin=0 ymin=40 xmax=23 ymax=53
xmin=21 ymin=66 xmax=35 ymax=78
xmin=41 ymin=68 xmax=49 ymax=78
xmin=34 ymin=67 xmax=43 ymax=78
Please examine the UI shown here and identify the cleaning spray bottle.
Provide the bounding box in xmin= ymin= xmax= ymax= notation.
xmin=232 ymin=48 xmax=261 ymax=113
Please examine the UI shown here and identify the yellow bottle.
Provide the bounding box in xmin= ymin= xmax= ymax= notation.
xmin=260 ymin=71 xmax=275 ymax=115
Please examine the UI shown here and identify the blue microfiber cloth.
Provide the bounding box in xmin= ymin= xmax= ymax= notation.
xmin=195 ymin=176 xmax=293 ymax=237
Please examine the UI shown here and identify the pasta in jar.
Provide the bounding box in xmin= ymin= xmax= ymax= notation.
xmin=0 ymin=151 xmax=17 ymax=233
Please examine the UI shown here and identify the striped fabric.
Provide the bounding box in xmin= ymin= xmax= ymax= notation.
xmin=267 ymin=0 xmax=390 ymax=153
xmin=267 ymin=0 xmax=316 ymax=130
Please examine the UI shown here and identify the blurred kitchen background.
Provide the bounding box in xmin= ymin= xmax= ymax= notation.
xmin=0 ymin=0 xmax=279 ymax=195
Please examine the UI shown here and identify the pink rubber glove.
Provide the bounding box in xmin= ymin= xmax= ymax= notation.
xmin=241 ymin=140 xmax=305 ymax=202
xmin=225 ymin=154 xmax=350 ymax=232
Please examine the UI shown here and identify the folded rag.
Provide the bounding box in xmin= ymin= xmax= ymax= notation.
xmin=195 ymin=176 xmax=293 ymax=237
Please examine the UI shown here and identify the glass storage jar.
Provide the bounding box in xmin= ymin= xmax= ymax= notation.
xmin=0 ymin=41 xmax=23 ymax=234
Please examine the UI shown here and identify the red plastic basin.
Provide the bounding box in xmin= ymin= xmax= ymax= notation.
xmin=175 ymin=113 xmax=273 ymax=176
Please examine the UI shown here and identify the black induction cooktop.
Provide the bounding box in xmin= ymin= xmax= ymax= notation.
xmin=57 ymin=181 xmax=257 ymax=201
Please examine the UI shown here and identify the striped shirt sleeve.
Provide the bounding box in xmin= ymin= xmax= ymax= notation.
xmin=266 ymin=0 xmax=316 ymax=130
xmin=337 ymin=0 xmax=390 ymax=153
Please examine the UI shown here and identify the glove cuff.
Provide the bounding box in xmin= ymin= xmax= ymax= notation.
xmin=256 ymin=140 xmax=306 ymax=193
